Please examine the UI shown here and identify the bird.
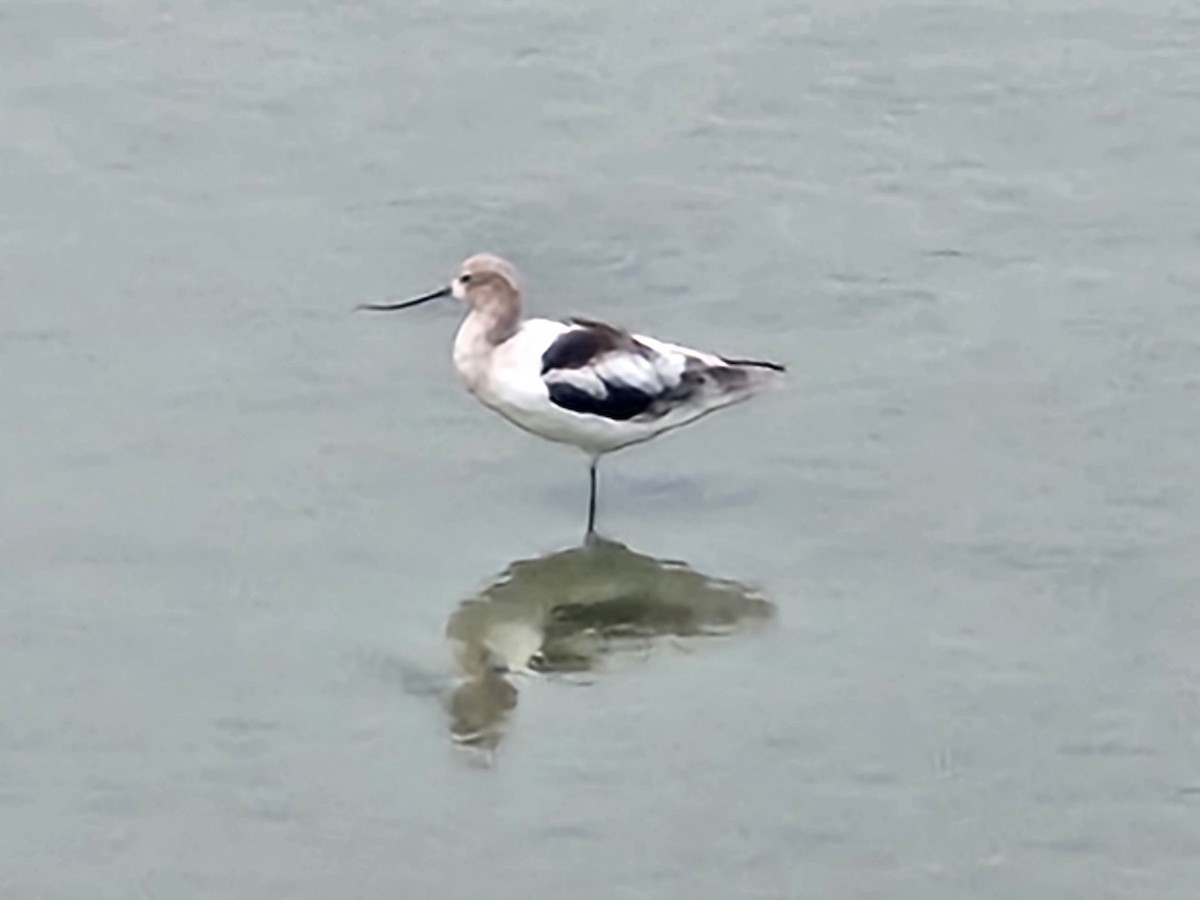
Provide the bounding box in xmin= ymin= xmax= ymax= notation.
xmin=360 ymin=253 xmax=783 ymax=535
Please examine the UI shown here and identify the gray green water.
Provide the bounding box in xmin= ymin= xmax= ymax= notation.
xmin=3 ymin=1 xmax=1198 ymax=897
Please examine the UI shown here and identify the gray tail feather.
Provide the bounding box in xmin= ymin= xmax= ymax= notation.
xmin=647 ymin=356 xmax=783 ymax=419
xmin=720 ymin=356 xmax=786 ymax=373
xmin=703 ymin=357 xmax=785 ymax=398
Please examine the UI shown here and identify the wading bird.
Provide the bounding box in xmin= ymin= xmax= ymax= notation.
xmin=360 ymin=254 xmax=783 ymax=535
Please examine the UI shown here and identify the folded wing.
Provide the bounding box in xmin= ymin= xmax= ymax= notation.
xmin=540 ymin=319 xmax=684 ymax=421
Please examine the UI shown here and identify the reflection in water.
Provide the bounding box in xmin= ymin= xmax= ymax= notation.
xmin=445 ymin=537 xmax=775 ymax=752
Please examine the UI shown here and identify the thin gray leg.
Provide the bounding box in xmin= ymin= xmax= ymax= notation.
xmin=586 ymin=459 xmax=598 ymax=536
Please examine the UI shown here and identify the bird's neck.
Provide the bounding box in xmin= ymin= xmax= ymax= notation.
xmin=453 ymin=304 xmax=519 ymax=392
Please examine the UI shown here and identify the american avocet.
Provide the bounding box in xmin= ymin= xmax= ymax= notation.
xmin=361 ymin=254 xmax=784 ymax=534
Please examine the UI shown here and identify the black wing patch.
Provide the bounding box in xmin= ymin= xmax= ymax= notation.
xmin=541 ymin=321 xmax=672 ymax=421
xmin=540 ymin=320 xmax=636 ymax=374
xmin=546 ymin=381 xmax=658 ymax=421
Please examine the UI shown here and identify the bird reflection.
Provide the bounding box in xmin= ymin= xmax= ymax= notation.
xmin=445 ymin=536 xmax=775 ymax=753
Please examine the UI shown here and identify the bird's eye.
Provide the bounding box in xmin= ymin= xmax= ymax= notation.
xmin=459 ymin=274 xmax=472 ymax=284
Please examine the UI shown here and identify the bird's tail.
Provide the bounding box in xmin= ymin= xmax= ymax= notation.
xmin=691 ymin=356 xmax=784 ymax=409
xmin=721 ymin=357 xmax=786 ymax=373
xmin=718 ymin=356 xmax=785 ymax=389
xmin=646 ymin=353 xmax=784 ymax=430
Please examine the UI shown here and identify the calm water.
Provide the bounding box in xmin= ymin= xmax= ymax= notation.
xmin=3 ymin=0 xmax=1198 ymax=897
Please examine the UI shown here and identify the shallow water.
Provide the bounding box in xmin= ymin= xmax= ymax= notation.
xmin=2 ymin=0 xmax=1198 ymax=897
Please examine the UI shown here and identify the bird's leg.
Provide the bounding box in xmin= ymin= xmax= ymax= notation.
xmin=586 ymin=458 xmax=598 ymax=537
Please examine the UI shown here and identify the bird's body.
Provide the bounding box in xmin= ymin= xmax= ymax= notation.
xmin=455 ymin=314 xmax=781 ymax=456
xmin=362 ymin=254 xmax=783 ymax=533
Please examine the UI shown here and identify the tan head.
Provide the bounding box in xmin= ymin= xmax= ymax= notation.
xmin=451 ymin=253 xmax=521 ymax=309
xmin=358 ymin=253 xmax=523 ymax=341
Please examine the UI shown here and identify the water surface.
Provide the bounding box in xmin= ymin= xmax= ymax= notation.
xmin=2 ymin=1 xmax=1198 ymax=897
